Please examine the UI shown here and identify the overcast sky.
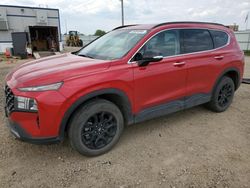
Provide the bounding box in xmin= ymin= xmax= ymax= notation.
xmin=1 ymin=0 xmax=250 ymax=34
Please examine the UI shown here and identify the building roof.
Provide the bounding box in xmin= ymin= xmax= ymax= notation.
xmin=0 ymin=4 xmax=59 ymax=11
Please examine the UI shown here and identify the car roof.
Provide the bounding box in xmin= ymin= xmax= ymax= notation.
xmin=113 ymin=24 xmax=157 ymax=30
xmin=113 ymin=22 xmax=228 ymax=31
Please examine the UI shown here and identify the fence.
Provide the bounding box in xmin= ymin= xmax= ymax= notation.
xmin=234 ymin=30 xmax=250 ymax=51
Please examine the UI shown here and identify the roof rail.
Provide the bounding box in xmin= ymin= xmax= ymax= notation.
xmin=113 ymin=24 xmax=137 ymax=30
xmin=153 ymin=21 xmax=226 ymax=29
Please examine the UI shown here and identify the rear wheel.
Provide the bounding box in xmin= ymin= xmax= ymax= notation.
xmin=206 ymin=76 xmax=235 ymax=112
xmin=69 ymin=99 xmax=124 ymax=156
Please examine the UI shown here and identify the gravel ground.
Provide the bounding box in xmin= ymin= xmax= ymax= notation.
xmin=0 ymin=56 xmax=250 ymax=188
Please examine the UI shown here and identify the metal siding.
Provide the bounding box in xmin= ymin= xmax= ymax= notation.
xmin=0 ymin=8 xmax=9 ymax=30
xmin=0 ymin=6 xmax=60 ymax=44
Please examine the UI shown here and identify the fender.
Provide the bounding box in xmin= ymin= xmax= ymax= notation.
xmin=212 ymin=67 xmax=241 ymax=94
xmin=58 ymin=88 xmax=134 ymax=140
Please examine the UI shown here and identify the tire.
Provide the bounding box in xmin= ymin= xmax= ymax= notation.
xmin=79 ymin=39 xmax=83 ymax=47
xmin=68 ymin=99 xmax=124 ymax=156
xmin=206 ymin=76 xmax=235 ymax=112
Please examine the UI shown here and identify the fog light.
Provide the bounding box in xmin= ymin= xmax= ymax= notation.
xmin=15 ymin=96 xmax=38 ymax=112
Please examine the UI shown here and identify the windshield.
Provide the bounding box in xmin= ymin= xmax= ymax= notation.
xmin=77 ymin=29 xmax=148 ymax=60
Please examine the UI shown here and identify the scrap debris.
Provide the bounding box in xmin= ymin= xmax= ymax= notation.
xmin=242 ymin=78 xmax=250 ymax=84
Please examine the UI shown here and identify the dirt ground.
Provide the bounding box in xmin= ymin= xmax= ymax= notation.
xmin=0 ymin=55 xmax=250 ymax=188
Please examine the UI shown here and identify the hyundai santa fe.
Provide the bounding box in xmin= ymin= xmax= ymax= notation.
xmin=4 ymin=22 xmax=244 ymax=156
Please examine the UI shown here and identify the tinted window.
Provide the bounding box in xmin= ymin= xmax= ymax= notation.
xmin=138 ymin=30 xmax=180 ymax=58
xmin=210 ymin=30 xmax=229 ymax=48
xmin=181 ymin=29 xmax=213 ymax=53
xmin=78 ymin=29 xmax=147 ymax=60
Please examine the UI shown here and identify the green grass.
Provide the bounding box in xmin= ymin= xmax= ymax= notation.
xmin=244 ymin=51 xmax=250 ymax=56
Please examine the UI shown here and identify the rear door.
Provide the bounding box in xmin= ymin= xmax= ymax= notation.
xmin=180 ymin=29 xmax=217 ymax=100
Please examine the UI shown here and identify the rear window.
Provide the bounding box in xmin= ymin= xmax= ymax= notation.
xmin=209 ymin=30 xmax=229 ymax=48
xmin=181 ymin=29 xmax=213 ymax=54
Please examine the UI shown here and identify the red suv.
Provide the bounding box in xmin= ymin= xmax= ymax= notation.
xmin=4 ymin=22 xmax=244 ymax=156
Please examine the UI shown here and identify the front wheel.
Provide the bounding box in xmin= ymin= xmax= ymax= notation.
xmin=69 ymin=99 xmax=124 ymax=156
xmin=206 ymin=76 xmax=235 ymax=112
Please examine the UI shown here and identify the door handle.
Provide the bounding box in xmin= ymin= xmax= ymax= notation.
xmin=173 ymin=61 xmax=186 ymax=66
xmin=214 ymin=55 xmax=224 ymax=60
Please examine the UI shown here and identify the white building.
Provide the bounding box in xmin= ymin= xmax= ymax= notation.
xmin=234 ymin=30 xmax=250 ymax=51
xmin=0 ymin=5 xmax=62 ymax=54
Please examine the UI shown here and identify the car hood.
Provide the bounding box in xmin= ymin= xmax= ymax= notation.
xmin=6 ymin=53 xmax=111 ymax=88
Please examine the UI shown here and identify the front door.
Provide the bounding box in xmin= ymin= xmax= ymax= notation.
xmin=131 ymin=29 xmax=188 ymax=115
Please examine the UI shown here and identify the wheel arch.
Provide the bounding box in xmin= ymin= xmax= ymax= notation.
xmin=58 ymin=88 xmax=134 ymax=140
xmin=212 ymin=67 xmax=241 ymax=94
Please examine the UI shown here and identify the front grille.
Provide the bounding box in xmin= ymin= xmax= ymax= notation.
xmin=4 ymin=85 xmax=15 ymax=113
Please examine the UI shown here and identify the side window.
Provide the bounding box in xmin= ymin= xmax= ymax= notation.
xmin=181 ymin=29 xmax=213 ymax=54
xmin=138 ymin=30 xmax=180 ymax=58
xmin=210 ymin=30 xmax=229 ymax=48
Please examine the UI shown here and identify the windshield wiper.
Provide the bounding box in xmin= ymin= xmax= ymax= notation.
xmin=78 ymin=54 xmax=94 ymax=59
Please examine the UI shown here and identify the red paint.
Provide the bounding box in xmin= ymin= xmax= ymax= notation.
xmin=5 ymin=23 xmax=244 ymax=139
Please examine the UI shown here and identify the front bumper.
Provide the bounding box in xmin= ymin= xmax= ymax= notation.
xmin=6 ymin=115 xmax=60 ymax=144
xmin=4 ymin=83 xmax=67 ymax=143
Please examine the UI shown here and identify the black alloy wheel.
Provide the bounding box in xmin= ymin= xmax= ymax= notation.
xmin=205 ymin=76 xmax=235 ymax=112
xmin=81 ymin=111 xmax=117 ymax=149
xmin=217 ymin=83 xmax=233 ymax=108
xmin=69 ymin=99 xmax=124 ymax=156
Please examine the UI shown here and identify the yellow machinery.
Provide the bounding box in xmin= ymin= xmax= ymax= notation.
xmin=66 ymin=31 xmax=83 ymax=47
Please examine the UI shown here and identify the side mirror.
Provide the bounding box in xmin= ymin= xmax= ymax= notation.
xmin=133 ymin=52 xmax=143 ymax=61
xmin=138 ymin=56 xmax=163 ymax=67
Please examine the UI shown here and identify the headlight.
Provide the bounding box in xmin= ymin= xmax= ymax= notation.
xmin=15 ymin=96 xmax=38 ymax=112
xmin=18 ymin=82 xmax=63 ymax=92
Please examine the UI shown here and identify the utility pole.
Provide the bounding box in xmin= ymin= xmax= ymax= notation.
xmin=245 ymin=12 xmax=249 ymax=30
xmin=65 ymin=18 xmax=68 ymax=34
xmin=245 ymin=12 xmax=250 ymax=51
xmin=120 ymin=0 xmax=124 ymax=26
